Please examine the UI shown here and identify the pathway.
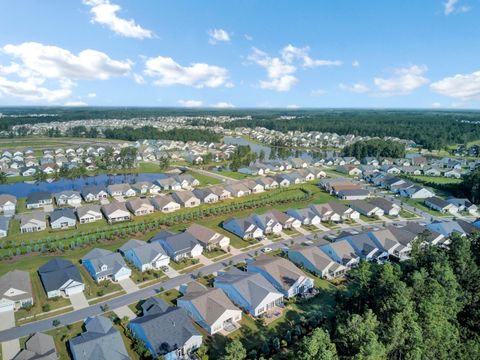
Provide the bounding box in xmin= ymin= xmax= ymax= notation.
xmin=0 ymin=310 xmax=19 ymax=360
xmin=69 ymin=292 xmax=89 ymax=310
xmin=118 ymin=278 xmax=139 ymax=294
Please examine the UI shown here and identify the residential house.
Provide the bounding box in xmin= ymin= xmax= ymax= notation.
xmin=337 ymin=188 xmax=370 ymax=200
xmin=424 ymin=197 xmax=459 ymax=214
xmin=349 ymin=200 xmax=385 ymax=217
xmin=55 ymin=190 xmax=82 ymax=207
xmin=247 ymin=256 xmax=314 ymax=298
xmin=126 ymin=197 xmax=155 ymax=216
xmin=286 ymin=207 xmax=321 ymax=225
xmin=340 ymin=232 xmax=388 ymax=262
xmin=336 ymin=165 xmax=362 ymax=177
xmin=427 ymin=220 xmax=476 ymax=238
xmin=446 ymin=198 xmax=478 ymax=215
xmin=288 ymin=245 xmax=346 ymax=279
xmin=38 ymin=259 xmax=84 ymax=298
xmin=370 ymin=227 xmax=412 ymax=261
xmin=319 ymin=240 xmax=360 ymax=269
xmin=128 ymin=298 xmax=203 ymax=359
xmin=150 ymin=195 xmax=181 ymax=213
xmin=214 ymin=268 xmax=284 ymax=317
xmin=69 ymin=316 xmax=130 ymax=360
xmin=155 ymin=232 xmax=203 ymax=262
xmin=178 ymin=282 xmax=242 ymax=335
xmin=26 ymin=191 xmax=52 ymax=209
xmin=0 ymin=194 xmax=16 ymax=215
xmin=223 ymin=217 xmax=264 ymax=240
xmin=119 ymin=239 xmax=169 ymax=272
xmin=156 ymin=177 xmax=182 ymax=191
xmin=185 ymin=223 xmax=230 ymax=250
xmin=368 ymin=197 xmax=401 ymax=216
xmin=209 ymin=186 xmax=232 ymax=200
xmin=0 ymin=216 xmax=9 ymax=238
xmin=171 ymin=190 xmax=201 ymax=208
xmin=256 ymin=177 xmax=279 ymax=190
xmin=225 ymin=183 xmax=251 ymax=197
xmin=243 ymin=179 xmax=265 ymax=193
xmin=399 ymin=186 xmax=435 ymax=199
xmin=132 ymin=181 xmax=160 ymax=195
xmin=444 ymin=169 xmax=462 ymax=179
xmin=50 ymin=208 xmax=76 ymax=230
xmin=76 ymin=204 xmax=103 ymax=224
xmin=101 ymin=202 xmax=131 ymax=223
xmin=107 ymin=183 xmax=136 ymax=197
xmin=252 ymin=213 xmax=283 ymax=235
xmin=269 ymin=209 xmax=301 ymax=229
xmin=13 ymin=333 xmax=57 ymax=360
xmin=81 ymin=185 xmax=108 ymax=202
xmin=20 ymin=211 xmax=46 ymax=233
xmin=0 ymin=270 xmax=33 ymax=312
xmin=82 ymin=248 xmax=131 ymax=283
xmin=193 ymin=188 xmax=219 ymax=204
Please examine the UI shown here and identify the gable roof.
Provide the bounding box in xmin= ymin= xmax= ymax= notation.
xmin=119 ymin=240 xmax=167 ymax=264
xmin=50 ymin=208 xmax=76 ymax=223
xmin=0 ymin=270 xmax=32 ymax=302
xmin=14 ymin=332 xmax=57 ymax=360
xmin=38 ymin=259 xmax=82 ymax=292
xmin=249 ymin=255 xmax=307 ymax=291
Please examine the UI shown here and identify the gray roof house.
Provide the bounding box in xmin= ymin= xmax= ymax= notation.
xmin=26 ymin=192 xmax=52 ymax=209
xmin=128 ymin=298 xmax=203 ymax=358
xmin=20 ymin=211 xmax=47 ymax=233
xmin=288 ymin=245 xmax=346 ymax=279
xmin=126 ymin=197 xmax=154 ymax=216
xmin=171 ymin=190 xmax=201 ymax=208
xmin=0 ymin=270 xmax=33 ymax=312
xmin=0 ymin=194 xmax=16 ymax=215
xmin=214 ymin=268 xmax=284 ymax=317
xmin=155 ymin=232 xmax=204 ymax=262
xmin=76 ymin=204 xmax=103 ymax=224
xmin=80 ymin=185 xmax=108 ymax=202
xmin=50 ymin=208 xmax=76 ymax=230
xmin=149 ymin=195 xmax=181 ymax=213
xmin=38 ymin=258 xmax=84 ymax=298
xmin=82 ymin=248 xmax=131 ymax=283
xmin=223 ymin=217 xmax=264 ymax=240
xmin=54 ymin=190 xmax=82 ymax=207
xmin=69 ymin=316 xmax=130 ymax=360
xmin=101 ymin=202 xmax=131 ymax=223
xmin=185 ymin=223 xmax=230 ymax=250
xmin=119 ymin=239 xmax=170 ymax=272
xmin=13 ymin=332 xmax=57 ymax=360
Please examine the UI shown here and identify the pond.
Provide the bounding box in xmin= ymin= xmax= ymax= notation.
xmin=0 ymin=173 xmax=169 ymax=198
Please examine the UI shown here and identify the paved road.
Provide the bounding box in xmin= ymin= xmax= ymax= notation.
xmin=184 ymin=167 xmax=237 ymax=183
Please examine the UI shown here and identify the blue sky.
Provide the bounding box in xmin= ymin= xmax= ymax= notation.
xmin=0 ymin=0 xmax=479 ymax=108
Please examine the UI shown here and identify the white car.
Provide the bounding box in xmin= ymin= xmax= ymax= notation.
xmin=262 ymin=247 xmax=273 ymax=253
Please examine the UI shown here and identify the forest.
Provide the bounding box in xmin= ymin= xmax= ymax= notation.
xmin=219 ymin=231 xmax=480 ymax=360
xmin=341 ymin=139 xmax=405 ymax=159
xmin=102 ymin=126 xmax=221 ymax=142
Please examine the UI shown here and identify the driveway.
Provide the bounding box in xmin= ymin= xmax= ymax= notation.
xmin=279 ymin=231 xmax=291 ymax=241
xmin=0 ymin=310 xmax=19 ymax=360
xmin=118 ymin=278 xmax=139 ymax=293
xmin=198 ymin=255 xmax=213 ymax=266
xmin=114 ymin=306 xmax=137 ymax=321
xmin=295 ymin=227 xmax=310 ymax=235
xmin=314 ymin=223 xmax=330 ymax=231
xmin=69 ymin=292 xmax=89 ymax=310
xmin=163 ymin=265 xmax=181 ymax=278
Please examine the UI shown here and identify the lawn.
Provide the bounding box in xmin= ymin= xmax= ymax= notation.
xmin=80 ymin=267 xmax=123 ymax=300
xmin=45 ymin=320 xmax=84 ymax=360
xmin=218 ymin=170 xmax=252 ymax=180
xmin=399 ymin=209 xmax=418 ymax=219
xmin=170 ymin=258 xmax=200 ymax=271
xmin=158 ymin=288 xmax=182 ymax=305
xmin=203 ymin=248 xmax=227 ymax=259
xmin=185 ymin=171 xmax=222 ymax=186
xmin=402 ymin=198 xmax=452 ymax=218
xmin=411 ymin=175 xmax=462 ymax=184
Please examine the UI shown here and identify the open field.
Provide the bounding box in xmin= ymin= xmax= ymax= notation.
xmin=0 ymin=137 xmax=126 ymax=150
xmin=410 ymin=175 xmax=463 ymax=184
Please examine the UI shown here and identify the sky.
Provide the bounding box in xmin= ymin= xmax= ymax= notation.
xmin=0 ymin=0 xmax=479 ymax=109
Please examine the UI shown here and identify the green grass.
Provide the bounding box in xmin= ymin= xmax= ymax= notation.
xmin=170 ymin=258 xmax=200 ymax=271
xmin=45 ymin=320 xmax=84 ymax=360
xmin=402 ymin=198 xmax=452 ymax=217
xmin=80 ymin=267 xmax=123 ymax=299
xmin=184 ymin=171 xmax=222 ymax=186
xmin=399 ymin=209 xmax=417 ymax=219
xmin=410 ymin=175 xmax=462 ymax=184
xmin=203 ymin=248 xmax=227 ymax=259
xmin=218 ymin=170 xmax=252 ymax=180
xmin=158 ymin=288 xmax=182 ymax=305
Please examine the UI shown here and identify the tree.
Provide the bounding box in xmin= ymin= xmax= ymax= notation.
xmin=299 ymin=328 xmax=338 ymax=360
xmin=221 ymin=339 xmax=246 ymax=360
xmin=0 ymin=172 xmax=6 ymax=184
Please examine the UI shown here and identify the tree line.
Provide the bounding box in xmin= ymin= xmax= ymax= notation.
xmin=103 ymin=126 xmax=221 ymax=143
xmin=219 ymin=231 xmax=480 ymax=360
xmin=342 ymin=139 xmax=406 ymax=159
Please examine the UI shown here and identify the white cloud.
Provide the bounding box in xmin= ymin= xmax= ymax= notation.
xmin=208 ymin=29 xmax=231 ymax=44
xmin=64 ymin=100 xmax=88 ymax=106
xmin=211 ymin=102 xmax=235 ymax=108
xmin=443 ymin=0 xmax=471 ymax=15
xmin=133 ymin=73 xmax=146 ymax=84
xmin=352 ymin=60 xmax=360 ymax=67
xmin=339 ymin=82 xmax=370 ymax=93
xmin=87 ymin=92 xmax=96 ymax=98
xmin=374 ymin=65 xmax=429 ymax=94
xmin=432 ymin=102 xmax=442 ymax=108
xmin=248 ymin=45 xmax=340 ymax=92
xmin=0 ymin=42 xmax=131 ymax=102
xmin=144 ymin=55 xmax=230 ymax=88
xmin=430 ymin=70 xmax=480 ymax=99
xmin=83 ymin=0 xmax=152 ymax=39
xmin=178 ymin=99 xmax=203 ymax=107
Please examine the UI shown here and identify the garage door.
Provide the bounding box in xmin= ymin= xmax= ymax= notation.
xmin=65 ymin=284 xmax=84 ymax=296
xmin=0 ymin=300 xmax=14 ymax=313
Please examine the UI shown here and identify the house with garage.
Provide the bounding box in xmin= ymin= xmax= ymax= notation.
xmin=126 ymin=197 xmax=155 ymax=216
xmin=444 ymin=168 xmax=462 ymax=179
xmin=243 ymin=179 xmax=265 ymax=194
xmin=128 ymin=297 xmax=203 ymax=359
xmin=446 ymin=198 xmax=478 ymax=215
xmin=214 ymin=268 xmax=284 ymax=317
xmin=247 ymin=255 xmax=314 ymax=298
xmin=427 ymin=220 xmax=476 ymax=238
xmin=193 ymin=188 xmax=219 ymax=204
xmin=269 ymin=209 xmax=301 ymax=229
xmin=400 ymin=185 xmax=435 ymax=199
xmin=274 ymin=174 xmax=291 ymax=187
xmin=50 ymin=208 xmax=76 ymax=230
xmin=336 ymin=164 xmax=362 ymax=177
xmin=309 ymin=203 xmax=342 ymax=222
xmin=132 ymin=181 xmax=160 ymax=195
xmin=155 ymin=232 xmax=203 ymax=262
xmin=0 ymin=270 xmax=33 ymax=312
xmin=81 ymin=185 xmax=108 ymax=202
xmin=252 ymin=213 xmax=283 ymax=235
xmin=119 ymin=239 xmax=170 ymax=272
xmin=107 ymin=183 xmax=136 ymax=197
xmin=20 ymin=211 xmax=46 ymax=233
xmin=26 ymin=191 xmax=52 ymax=209
xmin=76 ymin=204 xmax=103 ymax=224
xmin=0 ymin=194 xmax=16 ymax=215
xmin=101 ymin=202 xmax=131 ymax=223
xmin=175 ymin=174 xmax=200 ymax=189
xmin=150 ymin=195 xmax=181 ymax=213
xmin=185 ymin=223 xmax=230 ymax=250
xmin=368 ymin=197 xmax=401 ymax=216
xmin=178 ymin=282 xmax=242 ymax=335
xmin=38 ymin=259 xmax=84 ymax=298
xmin=209 ymin=186 xmax=232 ymax=200
xmin=156 ymin=177 xmax=182 ymax=191
xmin=337 ymin=188 xmax=370 ymax=200
xmin=423 ymin=166 xmax=442 ymax=177
xmin=225 ymin=183 xmax=252 ymax=197
xmin=256 ymin=177 xmax=279 ymax=190
xmin=349 ymin=200 xmax=385 ymax=218
xmin=370 ymin=227 xmax=412 ymax=261
xmin=82 ymin=248 xmax=131 ymax=283
xmin=424 ymin=197 xmax=458 ymax=214
xmin=288 ymin=245 xmax=346 ymax=279
xmin=171 ymin=190 xmax=201 ymax=208
xmin=54 ymin=190 xmax=82 ymax=207
xmin=14 ymin=332 xmax=58 ymax=360
xmin=69 ymin=316 xmax=129 ymax=360
xmin=286 ymin=207 xmax=321 ymax=226
xmin=339 ymin=232 xmax=388 ymax=262
xmin=319 ymin=240 xmax=360 ymax=269
xmin=223 ymin=217 xmax=264 ymax=240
